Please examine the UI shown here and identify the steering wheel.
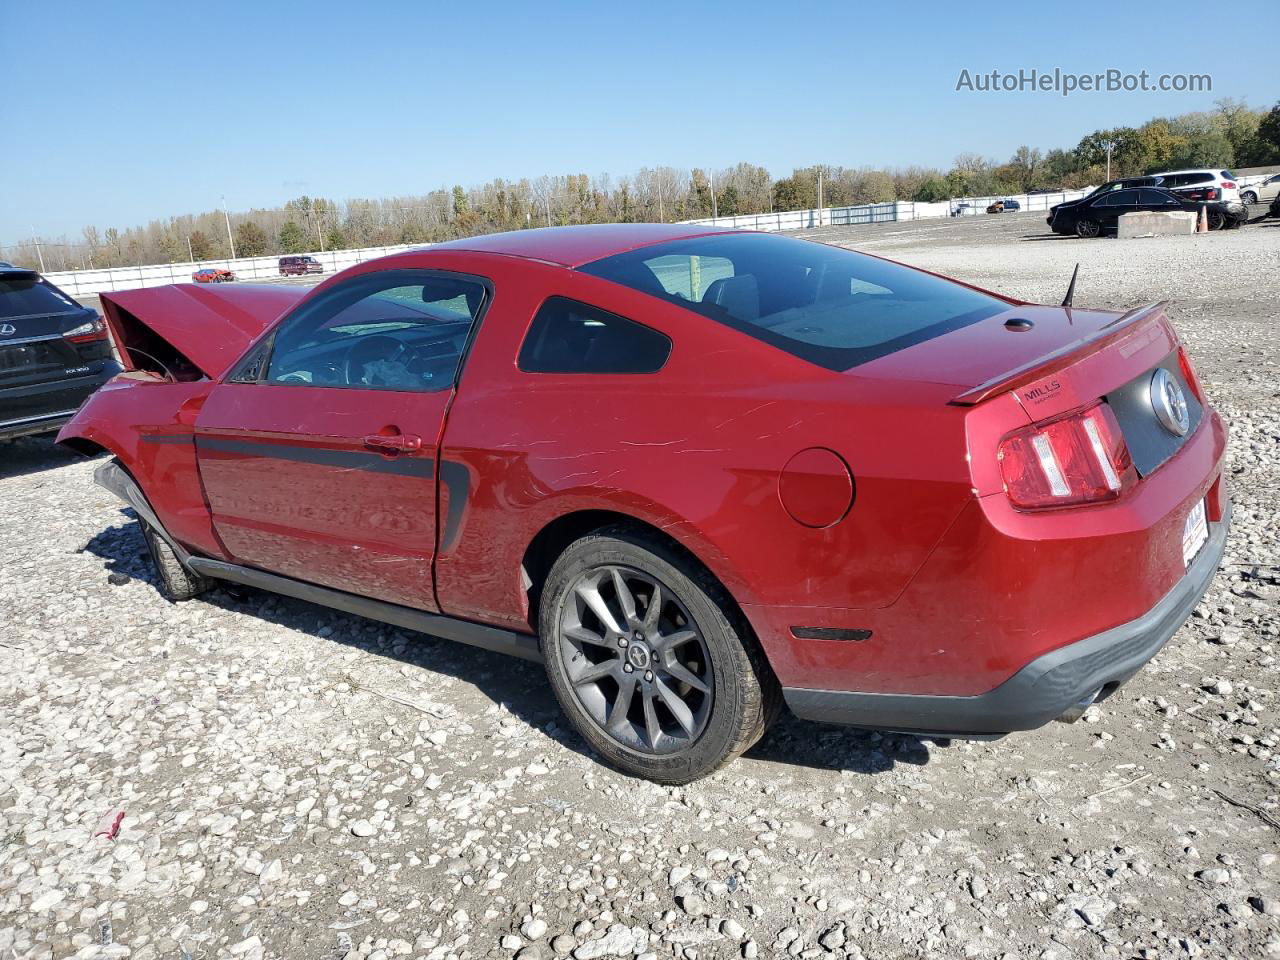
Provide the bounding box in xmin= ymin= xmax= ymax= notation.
xmin=344 ymin=335 xmax=410 ymax=386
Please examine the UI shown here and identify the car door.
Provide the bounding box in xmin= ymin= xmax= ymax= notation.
xmin=1096 ymin=189 xmax=1137 ymax=229
xmin=1138 ymin=188 xmax=1182 ymax=213
xmin=194 ymin=268 xmax=490 ymax=611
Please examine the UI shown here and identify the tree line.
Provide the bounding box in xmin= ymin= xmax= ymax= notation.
xmin=8 ymin=98 xmax=1279 ymax=272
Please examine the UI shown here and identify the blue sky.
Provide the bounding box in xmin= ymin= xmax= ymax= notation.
xmin=1 ymin=0 xmax=1273 ymax=242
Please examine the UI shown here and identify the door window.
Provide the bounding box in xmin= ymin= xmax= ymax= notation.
xmin=264 ymin=270 xmax=487 ymax=392
xmin=1139 ymin=189 xmax=1180 ymax=205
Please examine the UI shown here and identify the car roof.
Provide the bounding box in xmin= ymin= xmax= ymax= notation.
xmin=429 ymin=223 xmax=735 ymax=268
xmin=1149 ymin=168 xmax=1225 ymax=176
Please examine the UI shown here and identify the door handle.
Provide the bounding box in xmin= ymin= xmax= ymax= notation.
xmin=363 ymin=432 xmax=422 ymax=454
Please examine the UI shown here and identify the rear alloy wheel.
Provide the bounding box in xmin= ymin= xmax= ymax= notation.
xmin=1207 ymin=209 xmax=1225 ymax=231
xmin=540 ymin=527 xmax=778 ymax=783
xmin=1075 ymin=219 xmax=1101 ymax=238
xmin=1242 ymin=191 xmax=1257 ymax=205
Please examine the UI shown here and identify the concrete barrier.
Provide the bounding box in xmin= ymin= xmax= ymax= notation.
xmin=1117 ymin=211 xmax=1197 ymax=239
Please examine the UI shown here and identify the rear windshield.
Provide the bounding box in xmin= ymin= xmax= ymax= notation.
xmin=578 ymin=232 xmax=1006 ymax=371
xmin=0 ymin=274 xmax=81 ymax=319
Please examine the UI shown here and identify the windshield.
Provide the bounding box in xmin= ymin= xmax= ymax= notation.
xmin=579 ymin=233 xmax=1006 ymax=371
xmin=0 ymin=274 xmax=81 ymax=319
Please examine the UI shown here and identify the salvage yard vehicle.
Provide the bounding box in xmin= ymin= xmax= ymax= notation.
xmin=58 ymin=224 xmax=1229 ymax=783
xmin=191 ymin=267 xmax=235 ymax=283
xmin=1241 ymin=173 xmax=1280 ymax=206
xmin=279 ymin=255 xmax=324 ymax=276
xmin=1048 ymin=186 xmax=1246 ymax=237
xmin=0 ymin=264 xmax=120 ymax=441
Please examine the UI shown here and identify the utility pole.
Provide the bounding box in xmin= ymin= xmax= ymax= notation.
xmin=31 ymin=229 xmax=46 ymax=272
xmin=710 ymin=168 xmax=718 ymax=219
xmin=1102 ymin=140 xmax=1115 ymax=182
xmin=222 ymin=195 xmax=237 ymax=259
xmin=817 ymin=167 xmax=824 ymax=226
xmin=187 ymin=235 xmax=195 ymax=262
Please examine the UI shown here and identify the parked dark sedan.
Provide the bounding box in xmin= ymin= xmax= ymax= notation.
xmin=0 ymin=266 xmax=120 ymax=441
xmin=1048 ymin=187 xmax=1246 ymax=237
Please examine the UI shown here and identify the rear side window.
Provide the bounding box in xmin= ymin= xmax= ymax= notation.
xmin=579 ymin=233 xmax=1004 ymax=372
xmin=1139 ymin=189 xmax=1179 ymax=205
xmin=0 ymin=274 xmax=80 ymax=319
xmin=519 ymin=297 xmax=671 ymax=374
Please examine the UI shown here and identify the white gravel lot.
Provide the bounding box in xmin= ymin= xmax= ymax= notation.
xmin=2 ymin=217 xmax=1279 ymax=960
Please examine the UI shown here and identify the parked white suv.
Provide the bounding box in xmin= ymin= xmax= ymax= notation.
xmin=1148 ymin=168 xmax=1242 ymax=204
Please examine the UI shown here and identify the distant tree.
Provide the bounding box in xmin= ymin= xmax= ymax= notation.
xmin=716 ymin=184 xmax=740 ymax=216
xmin=278 ymin=220 xmax=306 ymax=253
xmin=773 ymin=170 xmax=817 ymax=210
xmin=451 ymin=185 xmax=469 ymax=219
xmin=187 ymin=230 xmax=214 ymax=260
xmin=234 ymin=221 xmax=268 ymax=257
xmin=326 ymin=227 xmax=347 ymax=250
xmin=1245 ymin=103 xmax=1280 ymax=165
xmin=913 ymin=177 xmax=950 ymax=202
xmin=1008 ymin=146 xmax=1043 ymax=191
xmin=852 ymin=170 xmax=895 ymax=203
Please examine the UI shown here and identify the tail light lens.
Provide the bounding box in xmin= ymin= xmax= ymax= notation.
xmin=63 ymin=317 xmax=107 ymax=344
xmin=1222 ymin=181 xmax=1236 ymax=190
xmin=1178 ymin=346 xmax=1204 ymax=401
xmin=998 ymin=403 xmax=1134 ymax=510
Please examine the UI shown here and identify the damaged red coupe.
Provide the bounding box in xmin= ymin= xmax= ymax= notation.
xmin=59 ymin=224 xmax=1229 ymax=783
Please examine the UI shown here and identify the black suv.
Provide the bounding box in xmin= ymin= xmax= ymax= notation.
xmin=0 ymin=266 xmax=121 ymax=441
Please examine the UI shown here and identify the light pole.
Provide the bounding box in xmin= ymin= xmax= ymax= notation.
xmin=30 ymin=228 xmax=46 ymax=272
xmin=186 ymin=235 xmax=195 ymax=263
xmin=710 ymin=168 xmax=718 ymax=219
xmin=817 ymin=166 xmax=824 ymax=225
xmin=222 ymin=195 xmax=237 ymax=259
xmin=1101 ymin=140 xmax=1115 ymax=182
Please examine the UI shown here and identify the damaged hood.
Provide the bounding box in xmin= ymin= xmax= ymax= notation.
xmin=100 ymin=283 xmax=307 ymax=379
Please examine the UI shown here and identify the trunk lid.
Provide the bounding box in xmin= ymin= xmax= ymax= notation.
xmin=853 ymin=301 xmax=1177 ymax=420
xmin=101 ymin=283 xmax=307 ymax=380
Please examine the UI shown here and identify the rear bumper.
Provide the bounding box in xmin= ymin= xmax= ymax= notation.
xmin=783 ymin=506 xmax=1229 ymax=737
xmin=0 ymin=363 xmax=121 ymax=440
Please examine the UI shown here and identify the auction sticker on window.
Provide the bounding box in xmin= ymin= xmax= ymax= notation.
xmin=1183 ymin=498 xmax=1208 ymax=568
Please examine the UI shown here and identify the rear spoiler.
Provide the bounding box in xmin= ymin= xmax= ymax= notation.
xmin=949 ymin=301 xmax=1170 ymax=406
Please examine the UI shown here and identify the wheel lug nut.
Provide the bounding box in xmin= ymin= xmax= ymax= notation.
xmin=644 ymin=671 xmax=654 ymax=682
xmin=617 ymin=638 xmax=628 ymax=648
xmin=623 ymin=663 xmax=634 ymax=673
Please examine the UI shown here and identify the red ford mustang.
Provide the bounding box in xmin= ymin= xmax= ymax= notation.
xmin=58 ymin=224 xmax=1229 ymax=782
xmin=191 ymin=267 xmax=235 ymax=284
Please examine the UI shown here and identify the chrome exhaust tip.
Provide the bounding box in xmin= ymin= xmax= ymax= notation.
xmin=1056 ymin=688 xmax=1102 ymax=724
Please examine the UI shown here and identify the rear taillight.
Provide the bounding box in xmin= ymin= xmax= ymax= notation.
xmin=1222 ymin=181 xmax=1236 ymax=190
xmin=63 ymin=317 xmax=107 ymax=344
xmin=998 ymin=403 xmax=1134 ymax=510
xmin=1178 ymin=347 xmax=1204 ymax=401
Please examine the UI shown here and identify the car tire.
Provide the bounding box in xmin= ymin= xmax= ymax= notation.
xmin=141 ymin=520 xmax=213 ymax=602
xmin=1075 ymin=219 xmax=1101 ymax=238
xmin=1242 ymin=191 xmax=1257 ymax=205
xmin=539 ymin=525 xmax=780 ymax=783
xmin=1207 ymin=209 xmax=1225 ymax=231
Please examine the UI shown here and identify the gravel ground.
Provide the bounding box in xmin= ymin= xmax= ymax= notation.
xmin=4 ymin=216 xmax=1280 ymax=960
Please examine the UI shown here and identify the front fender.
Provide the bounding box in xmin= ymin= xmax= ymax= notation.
xmin=58 ymin=375 xmax=227 ymax=560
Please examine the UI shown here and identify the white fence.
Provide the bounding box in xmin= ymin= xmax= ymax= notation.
xmin=683 ymin=189 xmax=1093 ymax=231
xmin=41 ymin=244 xmax=421 ymax=297
xmin=40 ymin=187 xmax=1098 ymax=297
